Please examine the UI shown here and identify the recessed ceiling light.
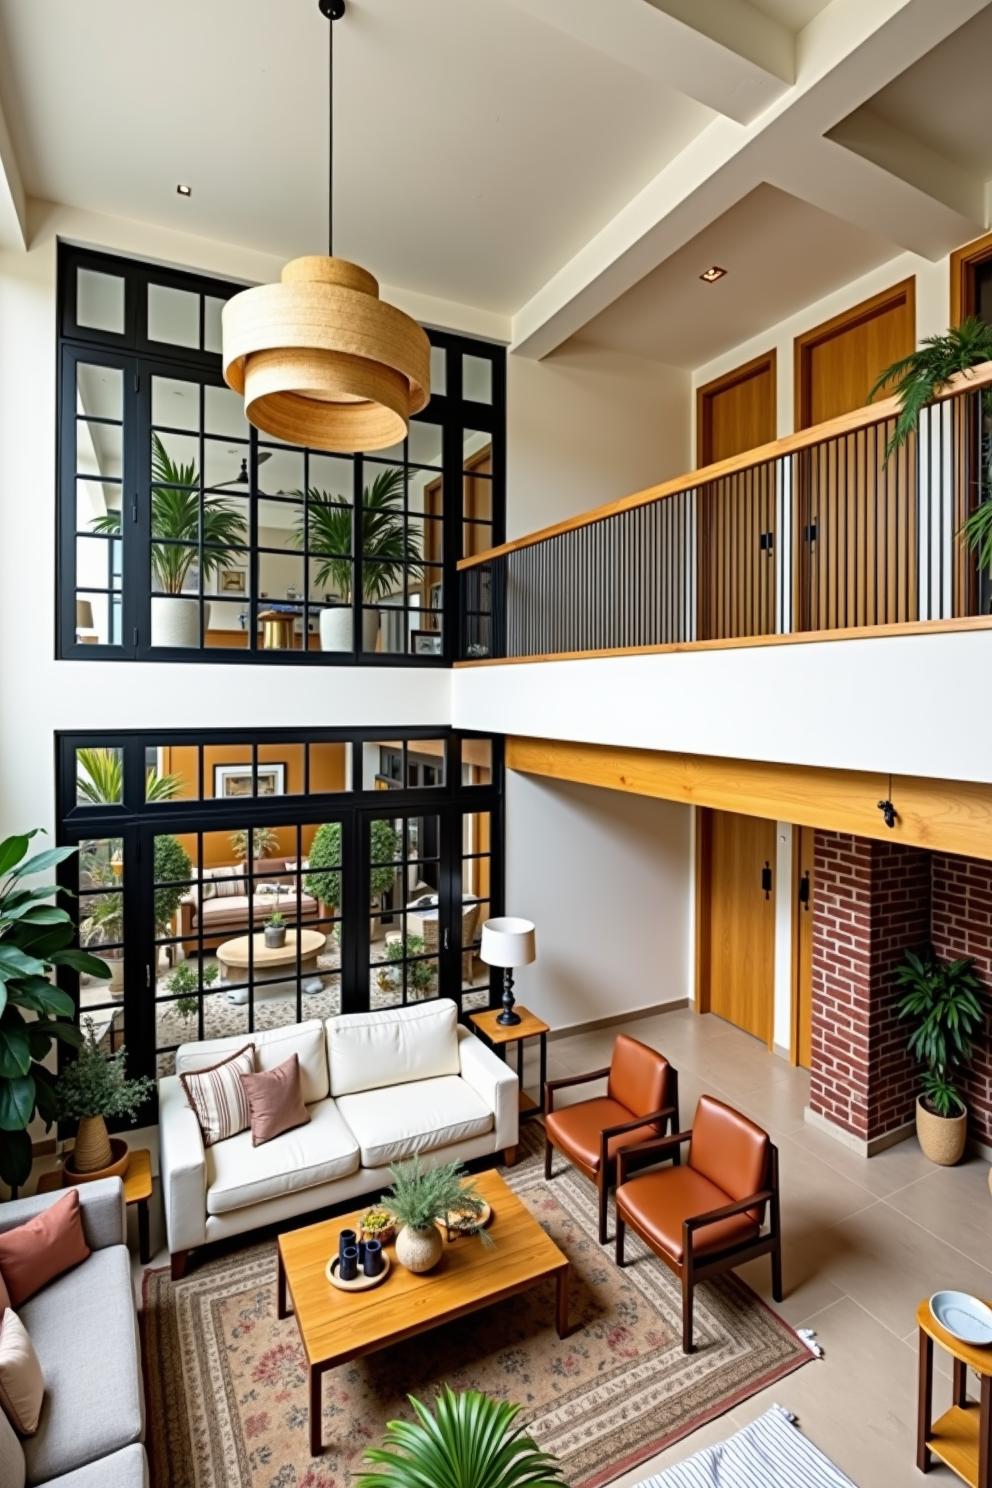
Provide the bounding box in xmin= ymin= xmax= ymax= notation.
xmin=700 ymin=265 xmax=727 ymax=283
xmin=176 ymin=183 xmax=192 ymax=197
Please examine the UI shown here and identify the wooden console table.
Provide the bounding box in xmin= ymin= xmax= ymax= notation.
xmin=917 ymin=1297 xmax=992 ymax=1487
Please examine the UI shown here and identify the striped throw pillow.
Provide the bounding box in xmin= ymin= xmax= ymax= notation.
xmin=179 ymin=1044 xmax=255 ymax=1147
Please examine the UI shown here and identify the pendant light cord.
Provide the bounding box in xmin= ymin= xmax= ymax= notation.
xmin=328 ymin=10 xmax=334 ymax=256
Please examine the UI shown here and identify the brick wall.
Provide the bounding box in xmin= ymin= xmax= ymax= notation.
xmin=932 ymin=854 xmax=992 ymax=1144
xmin=811 ymin=835 xmax=992 ymax=1147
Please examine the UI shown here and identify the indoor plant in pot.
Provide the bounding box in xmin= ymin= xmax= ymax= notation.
xmin=91 ymin=433 xmax=247 ymax=647
xmin=55 ymin=1016 xmax=155 ymax=1181
xmin=0 ymin=830 xmax=110 ymax=1194
xmin=357 ymin=1386 xmax=563 ymax=1488
xmin=293 ymin=468 xmax=423 ymax=652
xmin=895 ymin=947 xmax=985 ymax=1165
xmin=383 ymin=1156 xmax=491 ymax=1274
xmin=264 ymin=898 xmax=287 ymax=949
xmin=306 ymin=818 xmax=399 ymax=937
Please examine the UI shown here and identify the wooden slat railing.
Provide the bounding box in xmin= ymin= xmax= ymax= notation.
xmin=457 ymin=361 xmax=992 ymax=663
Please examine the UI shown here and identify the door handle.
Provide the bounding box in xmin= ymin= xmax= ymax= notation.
xmin=799 ymin=871 xmax=811 ymax=911
xmin=761 ymin=862 xmax=773 ymax=899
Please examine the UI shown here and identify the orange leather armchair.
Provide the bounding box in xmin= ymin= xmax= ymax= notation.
xmin=544 ymin=1035 xmax=679 ymax=1244
xmin=615 ymin=1094 xmax=782 ymax=1353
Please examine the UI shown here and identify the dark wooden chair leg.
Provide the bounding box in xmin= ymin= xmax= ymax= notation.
xmin=615 ymin=1213 xmax=626 ymax=1267
xmin=771 ymin=1234 xmax=783 ymax=1302
xmin=544 ymin=1133 xmax=553 ymax=1181
xmin=682 ymin=1269 xmax=695 ymax=1354
xmin=598 ymin=1171 xmax=609 ymax=1245
xmin=170 ymin=1249 xmax=190 ymax=1282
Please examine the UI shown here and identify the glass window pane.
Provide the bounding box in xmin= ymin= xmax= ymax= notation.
xmin=151 ymin=375 xmax=200 ymax=433
xmin=148 ymin=283 xmax=199 ymax=348
xmin=203 ymin=295 xmax=225 ymax=353
xmin=204 ymin=438 xmax=250 ymax=493
xmin=257 ymin=445 xmax=305 ymax=496
xmin=308 ymin=742 xmax=351 ymax=791
xmin=408 ymin=421 xmax=443 ymax=468
xmin=76 ymin=420 xmax=123 ymax=481
xmin=463 ymin=354 xmax=493 ymax=404
xmin=462 ymin=738 xmax=494 ymax=785
xmin=405 ymin=741 xmax=445 ymax=787
xmin=74 ymin=590 xmax=119 ymax=646
xmin=205 ymin=384 xmax=249 ymax=440
xmin=76 ymin=362 xmax=123 ymax=421
xmin=77 ymin=268 xmax=125 ymax=334
xmin=76 ymin=535 xmax=122 ymax=590
xmin=76 ymin=748 xmax=124 ymax=806
xmin=146 ymin=745 xmax=199 ymax=802
xmin=429 ymin=344 xmax=446 ymax=397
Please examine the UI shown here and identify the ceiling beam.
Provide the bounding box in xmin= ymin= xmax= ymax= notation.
xmin=511 ymin=0 xmax=991 ymax=359
xmin=0 ymin=91 xmax=27 ymax=249
xmin=504 ymin=0 xmax=793 ymax=124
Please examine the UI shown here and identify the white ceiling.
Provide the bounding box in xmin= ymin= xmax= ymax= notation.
xmin=0 ymin=0 xmax=711 ymax=314
xmin=571 ymin=184 xmax=897 ymax=367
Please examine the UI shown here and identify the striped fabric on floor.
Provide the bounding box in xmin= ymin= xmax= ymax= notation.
xmin=635 ymin=1404 xmax=857 ymax=1488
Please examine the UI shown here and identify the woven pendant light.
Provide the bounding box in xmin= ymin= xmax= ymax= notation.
xmin=222 ymin=0 xmax=429 ymax=453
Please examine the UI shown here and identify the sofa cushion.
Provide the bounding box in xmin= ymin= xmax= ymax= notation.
xmin=177 ymin=1018 xmax=329 ymax=1104
xmin=0 ymin=1190 xmax=90 ymax=1307
xmin=328 ymin=1000 xmax=460 ymax=1097
xmin=240 ymin=1054 xmax=310 ymax=1147
xmin=336 ymin=1075 xmax=493 ymax=1168
xmin=179 ymin=1044 xmax=254 ymax=1148
xmin=20 ymin=1245 xmax=143 ymax=1485
xmin=0 ymin=1404 xmax=24 ymax=1488
xmin=0 ymin=1310 xmax=44 ymax=1436
xmin=44 ymin=1442 xmax=148 ymax=1488
xmin=206 ymin=1096 xmax=359 ymax=1216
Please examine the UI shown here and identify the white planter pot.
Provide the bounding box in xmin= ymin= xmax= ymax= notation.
xmin=395 ymin=1224 xmax=444 ymax=1274
xmin=319 ymin=607 xmax=380 ymax=653
xmin=151 ymin=597 xmax=210 ymax=648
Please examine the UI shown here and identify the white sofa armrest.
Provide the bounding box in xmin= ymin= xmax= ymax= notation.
xmin=158 ymin=1075 xmax=207 ymax=1254
xmin=2 ymin=1178 xmax=126 ymax=1250
xmin=456 ymin=1027 xmax=519 ymax=1152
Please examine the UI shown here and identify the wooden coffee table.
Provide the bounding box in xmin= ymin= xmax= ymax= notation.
xmin=277 ymin=1169 xmax=571 ymax=1456
xmin=216 ymin=929 xmax=326 ymax=1002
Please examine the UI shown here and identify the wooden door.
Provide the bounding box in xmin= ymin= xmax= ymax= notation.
xmin=794 ymin=279 xmax=917 ymax=629
xmin=793 ymin=825 xmax=815 ymax=1069
xmin=697 ymin=809 xmax=776 ymax=1044
xmin=696 ymin=352 xmax=777 ymax=640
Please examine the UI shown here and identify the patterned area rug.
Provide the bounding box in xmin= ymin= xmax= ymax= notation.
xmin=141 ymin=1130 xmax=810 ymax=1488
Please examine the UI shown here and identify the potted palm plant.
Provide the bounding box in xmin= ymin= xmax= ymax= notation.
xmin=357 ymin=1387 xmax=563 ymax=1488
xmin=383 ymin=1156 xmax=491 ymax=1274
xmin=293 ymin=468 xmax=423 ymax=652
xmin=91 ymin=433 xmax=247 ymax=647
xmin=869 ymin=317 xmax=992 ymax=607
xmin=230 ymin=825 xmax=279 ymax=864
xmin=55 ymin=1017 xmax=155 ymax=1181
xmin=895 ymin=948 xmax=985 ymax=1165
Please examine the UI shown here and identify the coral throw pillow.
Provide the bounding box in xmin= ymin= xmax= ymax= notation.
xmin=0 ymin=1310 xmax=44 ymax=1436
xmin=0 ymin=1189 xmax=90 ymax=1309
xmin=240 ymin=1053 xmax=311 ymax=1146
xmin=179 ymin=1043 xmax=255 ymax=1147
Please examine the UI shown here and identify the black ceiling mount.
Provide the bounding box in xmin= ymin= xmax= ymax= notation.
xmin=319 ymin=0 xmax=345 ymax=19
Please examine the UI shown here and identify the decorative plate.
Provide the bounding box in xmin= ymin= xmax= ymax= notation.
xmin=439 ymin=1200 xmax=493 ymax=1239
xmin=929 ymin=1291 xmax=992 ymax=1346
xmin=325 ymin=1252 xmax=391 ymax=1293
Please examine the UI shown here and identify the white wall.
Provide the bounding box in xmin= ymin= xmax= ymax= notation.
xmin=505 ymin=774 xmax=692 ymax=1031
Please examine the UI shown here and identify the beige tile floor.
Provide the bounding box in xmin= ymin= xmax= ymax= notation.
xmin=129 ymin=1004 xmax=991 ymax=1488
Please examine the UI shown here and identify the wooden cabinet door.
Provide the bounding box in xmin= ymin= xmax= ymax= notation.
xmin=698 ymin=809 xmax=776 ymax=1044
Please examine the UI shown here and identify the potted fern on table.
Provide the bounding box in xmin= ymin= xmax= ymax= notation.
xmin=895 ymin=948 xmax=985 ymax=1165
xmin=384 ymin=1156 xmax=491 ymax=1274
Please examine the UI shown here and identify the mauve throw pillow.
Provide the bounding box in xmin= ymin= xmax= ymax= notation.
xmin=0 ymin=1309 xmax=44 ymax=1436
xmin=0 ymin=1189 xmax=90 ymax=1308
xmin=239 ymin=1053 xmax=310 ymax=1146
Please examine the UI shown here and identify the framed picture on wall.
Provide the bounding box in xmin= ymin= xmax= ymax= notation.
xmin=213 ymin=762 xmax=286 ymax=798
xmin=411 ymin=630 xmax=442 ymax=656
xmin=218 ymin=566 xmax=247 ymax=595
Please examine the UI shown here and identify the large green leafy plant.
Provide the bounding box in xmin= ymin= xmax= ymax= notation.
xmin=305 ymin=819 xmax=400 ymax=909
xmin=293 ymin=468 xmax=423 ymax=601
xmin=357 ymin=1387 xmax=563 ymax=1488
xmin=0 ymin=831 xmax=111 ymax=1190
xmin=869 ymin=317 xmax=992 ymax=579
xmin=54 ymin=1016 xmax=154 ymax=1124
xmin=895 ymin=948 xmax=985 ymax=1118
xmin=92 ymin=433 xmax=247 ymax=593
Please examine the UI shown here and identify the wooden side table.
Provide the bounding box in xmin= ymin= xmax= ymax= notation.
xmin=37 ymin=1148 xmax=154 ymax=1264
xmin=916 ymin=1297 xmax=992 ymax=1487
xmin=468 ymin=1004 xmax=549 ymax=1122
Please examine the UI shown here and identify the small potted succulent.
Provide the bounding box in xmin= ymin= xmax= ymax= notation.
xmin=359 ymin=1205 xmax=396 ymax=1247
xmin=357 ymin=1387 xmax=562 ymax=1488
xmin=55 ymin=1017 xmax=155 ymax=1181
xmin=264 ymin=896 xmax=287 ymax=949
xmin=896 ymin=948 xmax=985 ymax=1165
xmin=383 ymin=1156 xmax=491 ymax=1274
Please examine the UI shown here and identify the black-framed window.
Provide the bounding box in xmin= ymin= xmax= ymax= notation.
xmin=56 ymin=729 xmax=502 ymax=1112
xmin=57 ymin=245 xmax=506 ymax=665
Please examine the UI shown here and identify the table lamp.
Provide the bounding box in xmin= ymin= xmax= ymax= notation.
xmin=480 ymin=916 xmax=536 ymax=1026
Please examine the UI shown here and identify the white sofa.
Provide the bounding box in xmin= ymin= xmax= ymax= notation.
xmin=159 ymin=999 xmax=519 ymax=1276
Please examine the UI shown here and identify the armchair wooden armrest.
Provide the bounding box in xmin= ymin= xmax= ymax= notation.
xmin=545 ymin=1066 xmax=611 ymax=1114
xmin=617 ymin=1129 xmax=692 ymax=1185
xmin=683 ymin=1189 xmax=774 ymax=1257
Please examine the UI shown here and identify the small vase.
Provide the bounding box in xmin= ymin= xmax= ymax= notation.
xmin=395 ymin=1224 xmax=444 ymax=1274
xmin=264 ymin=926 xmax=287 ymax=949
xmin=72 ymin=1115 xmax=115 ymax=1175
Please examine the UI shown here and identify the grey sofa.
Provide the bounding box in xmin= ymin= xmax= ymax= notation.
xmin=0 ymin=1179 xmax=147 ymax=1488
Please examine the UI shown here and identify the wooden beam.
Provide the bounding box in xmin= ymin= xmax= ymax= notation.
xmin=506 ymin=736 xmax=992 ymax=861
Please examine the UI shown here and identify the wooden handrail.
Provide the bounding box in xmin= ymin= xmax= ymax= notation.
xmin=457 ymin=359 xmax=992 ymax=572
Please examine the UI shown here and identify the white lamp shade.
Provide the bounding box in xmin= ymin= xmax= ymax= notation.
xmin=75 ymin=599 xmax=95 ymax=630
xmin=480 ymin=917 xmax=536 ymax=969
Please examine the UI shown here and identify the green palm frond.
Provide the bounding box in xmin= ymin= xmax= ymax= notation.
xmin=91 ymin=433 xmax=246 ymax=593
xmin=292 ymin=466 xmax=423 ymax=601
xmin=868 ymin=316 xmax=992 ymax=452
xmin=356 ymin=1387 xmax=564 ymax=1488
xmin=75 ymin=747 xmax=182 ymax=805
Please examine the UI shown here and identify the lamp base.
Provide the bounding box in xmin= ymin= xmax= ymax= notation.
xmin=496 ymin=1008 xmax=522 ymax=1026
xmin=496 ymin=969 xmax=521 ymax=1026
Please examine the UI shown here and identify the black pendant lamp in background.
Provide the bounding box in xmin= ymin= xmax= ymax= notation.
xmin=222 ymin=0 xmax=430 ymax=453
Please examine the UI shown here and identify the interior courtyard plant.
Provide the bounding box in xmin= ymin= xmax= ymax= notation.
xmin=305 ymin=819 xmax=400 ymax=913
xmin=166 ymin=960 xmax=219 ymax=1025
xmin=0 ymin=830 xmax=111 ymax=1191
xmin=384 ymin=1155 xmax=491 ymax=1273
xmin=230 ymin=825 xmax=279 ymax=863
xmin=55 ymin=1015 xmax=155 ymax=1176
xmin=75 ymin=745 xmax=183 ymax=805
xmin=895 ymin=946 xmax=985 ymax=1164
xmin=357 ymin=1386 xmax=563 ymax=1488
